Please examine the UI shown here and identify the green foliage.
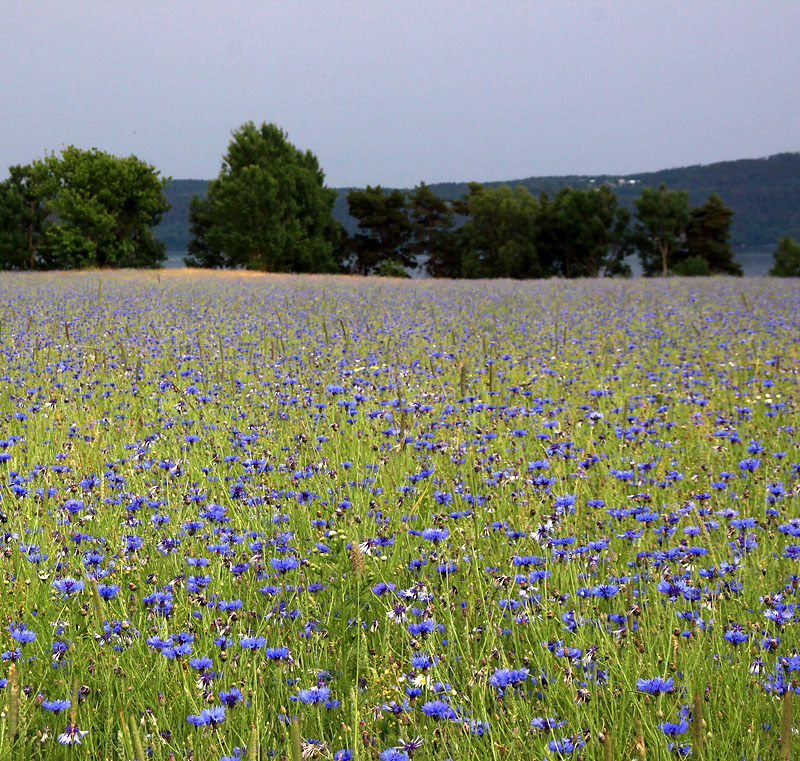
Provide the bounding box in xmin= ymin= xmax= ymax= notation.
xmin=535 ymin=186 xmax=632 ymax=277
xmin=346 ymin=186 xmax=414 ymax=275
xmin=0 ymin=273 xmax=797 ymax=759
xmin=672 ymin=254 xmax=712 ymax=276
xmin=769 ymin=236 xmax=800 ymax=277
xmin=156 ymin=153 xmax=800 ymax=255
xmin=406 ymin=182 xmax=459 ymax=278
xmin=38 ymin=147 xmax=168 ymax=268
xmin=0 ymin=165 xmax=47 ymax=270
xmin=681 ymin=193 xmax=741 ymax=275
xmin=1 ymin=149 xmax=168 ymax=270
xmin=372 ymin=259 xmax=411 ymax=278
xmin=186 ymin=122 xmax=340 ymax=272
xmin=183 ymin=195 xmax=226 ymax=268
xmin=633 ymin=184 xmax=690 ymax=277
xmin=459 ymin=184 xmax=541 ymax=278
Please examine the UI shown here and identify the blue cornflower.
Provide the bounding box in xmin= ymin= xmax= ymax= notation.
xmin=531 ymin=716 xmax=566 ymax=731
xmin=420 ymin=699 xmax=457 ymax=720
xmin=52 ymin=577 xmax=85 ymax=596
xmin=293 ymin=685 xmax=330 ymax=704
xmin=96 ymin=584 xmax=120 ymax=599
xmin=7 ymin=626 xmax=36 ymax=645
xmin=738 ymin=457 xmax=761 ymax=472
xmin=270 ymin=557 xmax=300 ymax=572
xmin=382 ymin=699 xmax=412 ymax=714
xmin=219 ymin=687 xmax=242 ymax=707
xmin=407 ymin=619 xmax=435 ymax=637
xmin=659 ymin=720 xmax=690 ymax=735
xmin=42 ymin=698 xmax=71 ymax=712
xmin=57 ymin=724 xmax=89 ymax=744
xmin=636 ymin=676 xmax=675 ymax=694
xmin=488 ymin=667 xmax=529 ymax=690
xmin=547 ymin=736 xmax=584 ymax=754
xmin=240 ymin=636 xmax=266 ymax=650
xmin=265 ymin=646 xmax=291 ymax=660
xmin=590 ymin=583 xmax=620 ymax=598
xmin=379 ymin=750 xmax=409 ymax=761
xmin=466 ymin=719 xmax=490 ymax=736
xmin=372 ymin=582 xmax=396 ymax=596
xmin=410 ymin=653 xmax=432 ymax=669
xmin=724 ymin=629 xmax=748 ymax=645
xmin=186 ymin=705 xmax=226 ymax=726
xmin=421 ymin=527 xmax=449 ymax=542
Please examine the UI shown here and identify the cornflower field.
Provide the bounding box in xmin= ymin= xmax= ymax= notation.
xmin=0 ymin=271 xmax=798 ymax=761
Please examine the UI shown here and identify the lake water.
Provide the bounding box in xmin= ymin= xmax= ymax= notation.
xmin=164 ymin=246 xmax=779 ymax=276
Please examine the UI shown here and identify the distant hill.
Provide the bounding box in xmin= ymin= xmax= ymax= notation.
xmin=155 ymin=153 xmax=800 ymax=252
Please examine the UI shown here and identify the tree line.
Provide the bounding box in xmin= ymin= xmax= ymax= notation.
xmin=1 ymin=122 xmax=798 ymax=276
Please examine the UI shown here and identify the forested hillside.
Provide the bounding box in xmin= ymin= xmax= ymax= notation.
xmin=157 ymin=153 xmax=800 ymax=251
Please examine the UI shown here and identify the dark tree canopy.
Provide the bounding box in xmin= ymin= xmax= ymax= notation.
xmin=0 ymin=165 xmax=47 ymax=270
xmin=346 ymin=186 xmax=414 ymax=275
xmin=185 ymin=122 xmax=340 ymax=272
xmin=681 ymin=193 xmax=741 ymax=275
xmin=407 ymin=182 xmax=458 ymax=278
xmin=769 ymin=236 xmax=800 ymax=277
xmin=535 ymin=186 xmax=632 ymax=278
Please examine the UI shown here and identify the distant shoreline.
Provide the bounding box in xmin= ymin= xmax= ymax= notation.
xmin=163 ymin=245 xmax=778 ymax=276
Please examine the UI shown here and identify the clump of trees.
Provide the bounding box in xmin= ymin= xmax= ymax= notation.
xmin=341 ymin=180 xmax=740 ymax=278
xmin=3 ymin=124 xmax=795 ymax=278
xmin=0 ymin=147 xmax=168 ymax=269
xmin=181 ymin=123 xmax=747 ymax=278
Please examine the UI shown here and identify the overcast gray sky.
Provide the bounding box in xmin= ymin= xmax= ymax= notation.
xmin=2 ymin=2 xmax=798 ymax=187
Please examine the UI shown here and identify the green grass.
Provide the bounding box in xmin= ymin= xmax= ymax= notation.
xmin=0 ymin=270 xmax=797 ymax=761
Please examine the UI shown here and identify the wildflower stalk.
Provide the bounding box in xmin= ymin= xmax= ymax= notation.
xmin=119 ymin=707 xmax=134 ymax=761
xmin=246 ymin=723 xmax=259 ymax=761
xmin=117 ymin=729 xmax=127 ymax=760
xmin=7 ymin=663 xmax=18 ymax=739
xmin=692 ymin=691 xmax=704 ymax=757
xmin=634 ymin=716 xmax=646 ymax=761
xmin=603 ymin=728 xmax=613 ymax=761
xmin=129 ymin=714 xmax=146 ymax=760
xmin=350 ymin=542 xmax=364 ymax=578
xmin=780 ymin=689 xmax=793 ymax=760
xmin=68 ymin=675 xmax=81 ymax=725
xmin=290 ymin=717 xmax=302 ymax=761
xmin=91 ymin=578 xmax=107 ymax=631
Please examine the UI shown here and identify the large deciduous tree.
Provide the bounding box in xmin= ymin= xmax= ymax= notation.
xmin=0 ymin=148 xmax=168 ymax=270
xmin=633 ymin=184 xmax=690 ymax=277
xmin=535 ymin=186 xmax=632 ymax=278
xmin=185 ymin=122 xmax=340 ymax=272
xmin=459 ymin=184 xmax=541 ymax=279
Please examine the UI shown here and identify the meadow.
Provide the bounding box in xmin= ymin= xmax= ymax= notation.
xmin=0 ymin=271 xmax=797 ymax=761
